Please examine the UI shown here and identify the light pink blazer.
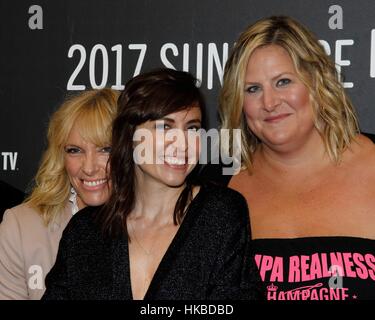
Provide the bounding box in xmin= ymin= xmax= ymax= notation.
xmin=0 ymin=203 xmax=73 ymax=300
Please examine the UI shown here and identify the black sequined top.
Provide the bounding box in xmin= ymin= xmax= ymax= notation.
xmin=43 ymin=184 xmax=263 ymax=300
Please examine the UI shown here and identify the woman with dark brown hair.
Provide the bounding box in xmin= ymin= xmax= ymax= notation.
xmin=43 ymin=68 xmax=262 ymax=300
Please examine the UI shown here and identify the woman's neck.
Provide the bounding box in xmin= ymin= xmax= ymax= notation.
xmin=255 ymin=131 xmax=331 ymax=176
xmin=132 ymin=177 xmax=184 ymax=223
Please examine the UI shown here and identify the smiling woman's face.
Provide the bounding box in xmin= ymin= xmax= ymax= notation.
xmin=243 ymin=44 xmax=316 ymax=152
xmin=64 ymin=122 xmax=111 ymax=209
xmin=133 ymin=106 xmax=202 ymax=189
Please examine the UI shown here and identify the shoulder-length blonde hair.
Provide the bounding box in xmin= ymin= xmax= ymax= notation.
xmin=220 ymin=15 xmax=359 ymax=171
xmin=25 ymin=88 xmax=119 ymax=225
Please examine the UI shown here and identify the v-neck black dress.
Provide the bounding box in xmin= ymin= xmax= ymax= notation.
xmin=42 ymin=184 xmax=264 ymax=300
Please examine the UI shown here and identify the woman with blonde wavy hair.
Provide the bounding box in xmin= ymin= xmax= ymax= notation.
xmin=218 ymin=16 xmax=375 ymax=300
xmin=0 ymin=88 xmax=118 ymax=299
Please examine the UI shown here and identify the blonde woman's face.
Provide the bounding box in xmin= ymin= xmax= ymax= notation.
xmin=243 ymin=44 xmax=317 ymax=152
xmin=64 ymin=122 xmax=111 ymax=209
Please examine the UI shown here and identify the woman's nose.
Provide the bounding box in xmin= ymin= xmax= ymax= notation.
xmin=82 ymin=153 xmax=98 ymax=175
xmin=263 ymin=87 xmax=280 ymax=112
xmin=165 ymin=129 xmax=189 ymax=156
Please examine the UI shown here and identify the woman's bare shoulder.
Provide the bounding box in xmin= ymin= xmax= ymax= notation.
xmin=348 ymin=134 xmax=375 ymax=177
xmin=228 ymin=168 xmax=251 ymax=188
xmin=357 ymin=134 xmax=375 ymax=159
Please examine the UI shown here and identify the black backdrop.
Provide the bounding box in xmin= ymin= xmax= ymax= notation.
xmin=1 ymin=0 xmax=375 ymax=192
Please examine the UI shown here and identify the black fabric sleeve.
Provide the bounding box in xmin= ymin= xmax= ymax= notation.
xmin=42 ymin=229 xmax=72 ymax=300
xmin=206 ymin=193 xmax=265 ymax=300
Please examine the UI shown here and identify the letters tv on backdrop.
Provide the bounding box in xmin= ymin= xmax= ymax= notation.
xmin=1 ymin=0 xmax=375 ymax=192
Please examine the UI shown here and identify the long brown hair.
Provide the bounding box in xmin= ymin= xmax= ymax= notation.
xmin=97 ymin=68 xmax=206 ymax=238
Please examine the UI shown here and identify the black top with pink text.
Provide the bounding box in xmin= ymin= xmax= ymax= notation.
xmin=253 ymin=236 xmax=375 ymax=300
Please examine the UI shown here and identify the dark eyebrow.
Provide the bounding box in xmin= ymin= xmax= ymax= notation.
xmin=160 ymin=117 xmax=201 ymax=125
xmin=160 ymin=117 xmax=175 ymax=123
xmin=186 ymin=119 xmax=201 ymax=125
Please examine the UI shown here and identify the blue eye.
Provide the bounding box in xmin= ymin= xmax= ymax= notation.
xmin=277 ymin=78 xmax=291 ymax=86
xmin=245 ymin=85 xmax=260 ymax=94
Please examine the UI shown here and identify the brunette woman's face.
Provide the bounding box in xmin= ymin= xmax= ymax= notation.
xmin=133 ymin=106 xmax=202 ymax=188
xmin=64 ymin=122 xmax=111 ymax=209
